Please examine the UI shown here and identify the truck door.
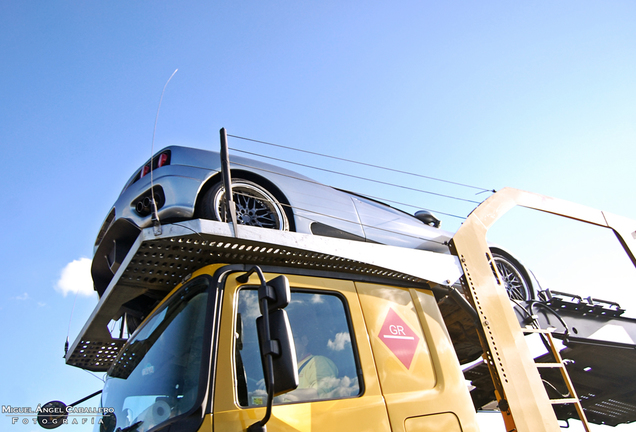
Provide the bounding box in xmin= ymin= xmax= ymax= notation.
xmin=355 ymin=283 xmax=479 ymax=432
xmin=213 ymin=272 xmax=391 ymax=431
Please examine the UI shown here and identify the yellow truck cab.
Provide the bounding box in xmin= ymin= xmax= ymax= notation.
xmin=106 ymin=263 xmax=478 ymax=432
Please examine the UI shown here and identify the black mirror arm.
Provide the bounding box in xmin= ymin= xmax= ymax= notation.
xmin=69 ymin=390 xmax=102 ymax=407
xmin=236 ymin=266 xmax=266 ymax=285
xmin=237 ymin=267 xmax=276 ymax=309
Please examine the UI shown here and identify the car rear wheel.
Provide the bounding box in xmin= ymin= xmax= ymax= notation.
xmin=491 ymin=250 xmax=533 ymax=301
xmin=199 ymin=179 xmax=290 ymax=231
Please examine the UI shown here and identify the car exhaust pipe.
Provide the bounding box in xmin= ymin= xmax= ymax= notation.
xmin=136 ymin=197 xmax=153 ymax=215
xmin=134 ymin=187 xmax=165 ymax=216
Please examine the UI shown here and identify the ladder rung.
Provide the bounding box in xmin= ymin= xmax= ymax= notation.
xmin=535 ymin=362 xmax=564 ymax=368
xmin=523 ymin=328 xmax=555 ymax=334
xmin=550 ymin=398 xmax=580 ymax=405
xmin=529 ymin=329 xmax=591 ymax=431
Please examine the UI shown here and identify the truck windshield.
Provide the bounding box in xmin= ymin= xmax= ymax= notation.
xmin=97 ymin=277 xmax=211 ymax=432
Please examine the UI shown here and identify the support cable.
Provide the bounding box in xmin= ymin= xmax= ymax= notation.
xmin=228 ymin=134 xmax=495 ymax=194
xmin=231 ymin=161 xmax=468 ymax=218
xmin=231 ymin=157 xmax=481 ymax=205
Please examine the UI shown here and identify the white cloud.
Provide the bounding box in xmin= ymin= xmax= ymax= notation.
xmin=55 ymin=258 xmax=95 ymax=297
xmin=327 ymin=332 xmax=351 ymax=351
xmin=311 ymin=294 xmax=324 ymax=304
xmin=14 ymin=292 xmax=29 ymax=301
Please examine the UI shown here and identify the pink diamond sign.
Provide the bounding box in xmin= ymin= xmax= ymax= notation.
xmin=378 ymin=308 xmax=420 ymax=369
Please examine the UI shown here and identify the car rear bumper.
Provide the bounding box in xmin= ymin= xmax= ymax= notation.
xmin=94 ymin=165 xmax=216 ymax=252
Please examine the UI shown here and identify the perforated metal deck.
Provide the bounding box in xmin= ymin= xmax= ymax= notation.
xmin=66 ymin=219 xmax=462 ymax=372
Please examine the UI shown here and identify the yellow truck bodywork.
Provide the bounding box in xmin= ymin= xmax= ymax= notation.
xmin=154 ymin=265 xmax=482 ymax=432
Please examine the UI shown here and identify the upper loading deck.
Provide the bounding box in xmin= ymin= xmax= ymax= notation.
xmin=67 ymin=218 xmax=463 ymax=372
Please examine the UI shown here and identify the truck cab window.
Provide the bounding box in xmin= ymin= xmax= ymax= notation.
xmin=98 ymin=277 xmax=212 ymax=432
xmin=236 ymin=289 xmax=361 ymax=406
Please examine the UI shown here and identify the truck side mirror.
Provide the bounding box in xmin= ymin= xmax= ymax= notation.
xmin=256 ymin=308 xmax=298 ymax=395
xmin=36 ymin=391 xmax=103 ymax=430
xmin=237 ymin=269 xmax=299 ymax=432
xmin=258 ymin=275 xmax=291 ymax=312
xmin=36 ymin=401 xmax=67 ymax=429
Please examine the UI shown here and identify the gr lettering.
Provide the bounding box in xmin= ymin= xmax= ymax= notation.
xmin=389 ymin=325 xmax=406 ymax=336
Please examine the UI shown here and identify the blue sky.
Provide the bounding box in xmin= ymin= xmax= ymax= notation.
xmin=1 ymin=2 xmax=635 ymax=431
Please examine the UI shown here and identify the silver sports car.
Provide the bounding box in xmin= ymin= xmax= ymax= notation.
xmin=93 ymin=146 xmax=533 ymax=300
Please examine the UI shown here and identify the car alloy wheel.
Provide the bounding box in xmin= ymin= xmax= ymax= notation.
xmin=491 ymin=252 xmax=532 ymax=301
xmin=208 ymin=179 xmax=290 ymax=231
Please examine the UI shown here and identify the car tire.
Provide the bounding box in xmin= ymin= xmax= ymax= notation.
xmin=490 ymin=249 xmax=533 ymax=301
xmin=199 ymin=179 xmax=290 ymax=231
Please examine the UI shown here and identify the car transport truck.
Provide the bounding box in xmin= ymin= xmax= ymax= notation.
xmin=39 ymin=142 xmax=636 ymax=432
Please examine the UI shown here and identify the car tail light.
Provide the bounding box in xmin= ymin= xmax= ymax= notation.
xmin=135 ymin=151 xmax=170 ymax=183
xmin=140 ymin=164 xmax=151 ymax=178
xmin=157 ymin=152 xmax=170 ymax=168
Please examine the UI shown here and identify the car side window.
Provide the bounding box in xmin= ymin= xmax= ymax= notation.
xmin=235 ymin=289 xmax=361 ymax=406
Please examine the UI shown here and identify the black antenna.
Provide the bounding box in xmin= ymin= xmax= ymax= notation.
xmin=150 ymin=68 xmax=178 ymax=236
xmin=220 ymin=128 xmax=239 ymax=236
